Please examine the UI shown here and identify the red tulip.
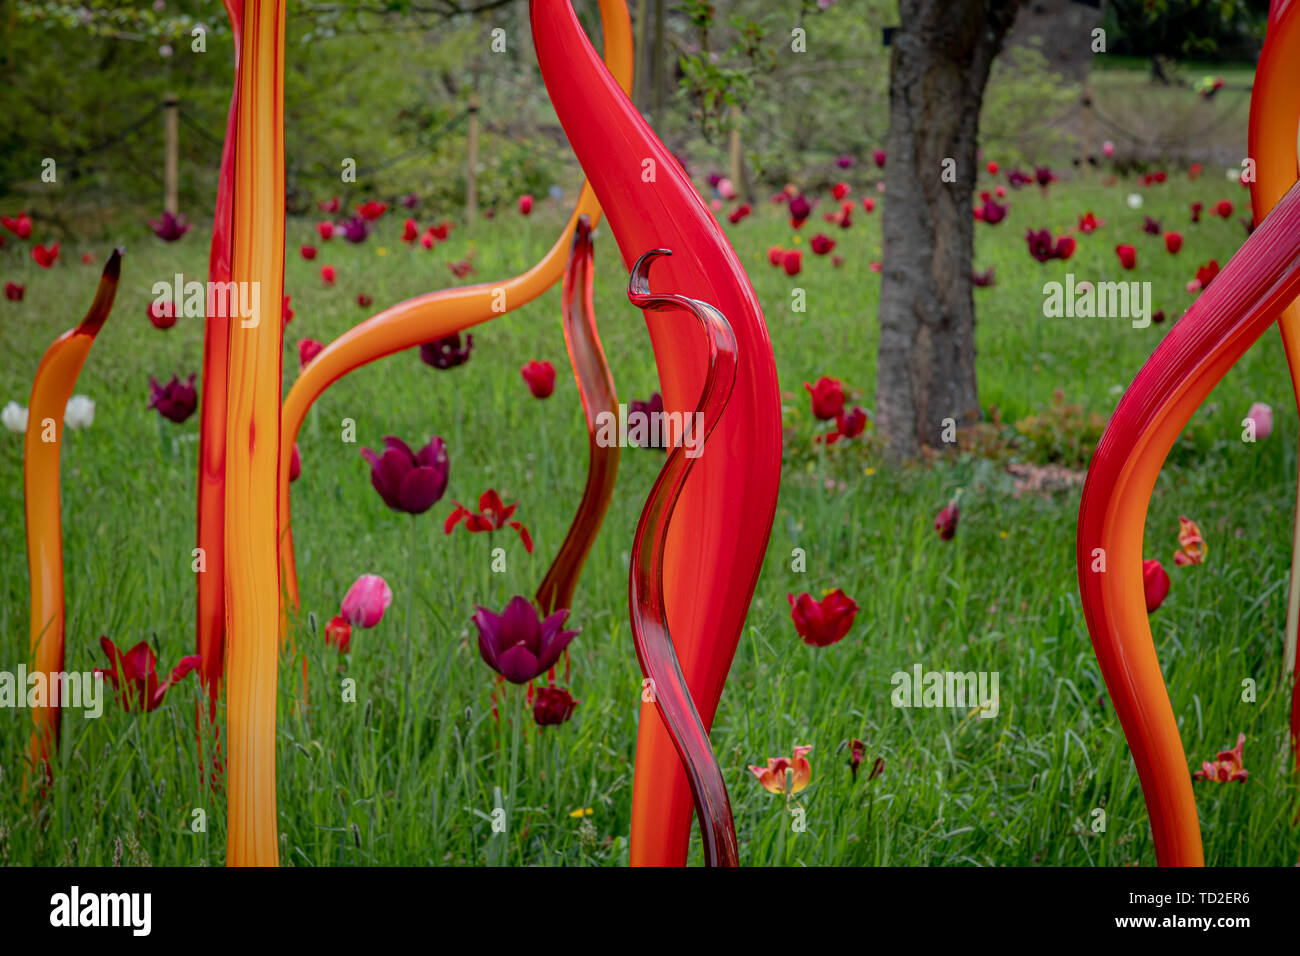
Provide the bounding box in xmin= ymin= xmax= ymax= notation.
xmin=289 ymin=443 xmax=302 ymax=482
xmin=448 ymin=258 xmax=475 ymax=278
xmin=5 ymin=281 xmax=25 ymax=302
xmin=1142 ymin=559 xmax=1169 ymax=612
xmin=861 ymin=197 xmax=876 ymax=213
xmin=300 ymin=244 xmax=317 ymax=260
xmin=445 ymin=488 xmax=533 ymax=553
xmin=787 ymin=589 xmax=859 ymax=647
xmin=1078 ymin=212 xmax=1102 ymax=234
xmin=32 ymin=242 xmax=59 ymax=268
xmin=803 ymin=376 xmax=845 ymax=421
xmin=2 ymin=213 xmax=32 ymax=239
xmin=357 ymin=293 xmax=373 ymax=308
xmin=420 ymin=231 xmax=435 ymax=250
xmin=533 ymin=685 xmax=580 ymax=726
xmin=1054 ymin=236 xmax=1077 ymax=261
xmin=1115 ymin=244 xmax=1137 ymax=270
xmin=727 ymin=203 xmax=752 ymax=224
xmin=782 ymin=249 xmax=803 ymax=276
xmin=1190 ymin=201 xmax=1203 ymax=223
xmin=318 ymin=196 xmax=340 ymax=214
xmin=94 ymin=635 xmax=201 ymax=713
xmin=357 ymin=200 xmax=387 ymax=221
xmin=836 ymin=405 xmax=868 ymax=440
xmin=282 ymin=295 xmax=294 ymax=325
xmin=1026 ymin=229 xmax=1056 ymax=262
xmin=1215 ymin=199 xmax=1234 ymax=219
xmin=788 ymin=194 xmax=812 ymax=228
xmin=1164 ymin=232 xmax=1183 ymax=254
xmin=429 ymin=221 xmax=450 ymax=241
xmin=320 ymin=265 xmax=336 ymax=285
xmin=810 ymin=234 xmax=836 ymax=256
xmin=298 ymin=338 xmax=324 ymax=369
xmin=518 ymin=194 xmax=535 ymax=215
xmin=767 ymin=246 xmax=784 ymax=266
xmin=316 ymin=221 xmax=335 ymax=241
xmin=986 ymin=161 xmax=999 ymax=175
xmin=1194 ymin=260 xmax=1220 ymax=290
xmin=325 ymin=615 xmax=351 ymax=653
xmin=520 ymin=359 xmax=556 ymax=398
xmin=831 ymin=182 xmax=850 ymax=201
xmin=934 ymin=500 xmax=959 ymax=540
xmin=81 ymin=253 xmax=94 ymax=264
xmin=872 ymin=149 xmax=886 ymax=168
xmin=148 ymin=299 xmax=176 ymax=329
xmin=401 ymin=218 xmax=419 ymax=243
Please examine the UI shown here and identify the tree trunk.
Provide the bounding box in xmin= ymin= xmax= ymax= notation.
xmin=876 ymin=0 xmax=1021 ymax=457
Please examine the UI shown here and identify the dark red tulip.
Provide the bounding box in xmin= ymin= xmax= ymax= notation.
xmin=974 ymin=192 xmax=1007 ymax=225
xmin=782 ymin=249 xmax=803 ymax=276
xmin=934 ymin=500 xmax=959 ymax=540
xmin=1195 ymin=259 xmax=1220 ymax=289
xmin=357 ymin=200 xmax=387 ymax=221
xmin=1026 ymin=229 xmax=1056 ymax=263
xmin=1215 ymin=199 xmax=1233 ymax=219
xmin=360 ymin=435 xmax=450 ymax=515
xmin=402 ymin=193 xmax=419 ymax=209
xmin=2 ymin=213 xmax=32 ymax=238
xmin=1190 ymin=201 xmax=1203 ymax=223
xmin=300 ymin=244 xmax=317 ymax=260
xmin=1115 ymin=244 xmax=1137 ymax=270
xmin=148 ymin=299 xmax=176 ymax=329
xmin=787 ymin=589 xmax=859 ymax=647
xmin=810 ymin=234 xmax=836 ymax=256
xmin=282 ymin=295 xmax=294 ymax=325
xmin=94 ymin=635 xmax=201 ymax=713
xmin=149 ymin=374 xmax=198 ymax=424
xmin=804 ymin=376 xmax=845 ymax=421
xmin=473 ymin=595 xmax=579 ymax=685
xmin=533 ymin=685 xmax=580 ymax=726
xmin=445 ymin=489 xmax=533 ymax=552
xmin=1142 ymin=216 xmax=1161 ymax=235
xmin=836 ymin=405 xmax=868 ymax=440
xmin=420 ymin=332 xmax=473 ymax=370
xmin=848 ymin=738 xmax=866 ymax=778
xmin=727 ymin=203 xmax=752 ymax=224
xmin=357 ymin=293 xmax=373 ymax=308
xmin=628 ymin=392 xmax=666 ymax=449
xmin=788 ymin=193 xmax=813 ymax=228
xmin=1152 ymin=309 xmax=1166 ymax=324
xmin=289 ymin=443 xmax=302 ymax=482
xmin=448 ymin=258 xmax=475 ymax=278
xmin=1054 ymin=236 xmax=1077 ymax=261
xmin=32 ymin=242 xmax=59 ymax=268
xmin=298 ymin=338 xmax=324 ymax=369
xmin=5 ymin=281 xmax=25 ymax=301
xmin=521 ymin=359 xmax=556 ymax=398
xmin=1143 ymin=559 xmax=1170 ymax=612
xmin=1034 ymin=166 xmax=1055 ymax=188
xmin=401 ymin=218 xmax=419 ymax=243
xmin=148 ymin=211 xmax=191 ymax=242
xmin=1164 ymin=232 xmax=1183 ymax=254
xmin=1007 ymin=168 xmax=1033 ymax=188
xmin=971 ymin=267 xmax=996 ymax=288
xmin=340 ymin=217 xmax=368 ymax=243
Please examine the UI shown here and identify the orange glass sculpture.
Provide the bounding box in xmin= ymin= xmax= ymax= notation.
xmin=23 ymin=251 xmax=122 ymax=781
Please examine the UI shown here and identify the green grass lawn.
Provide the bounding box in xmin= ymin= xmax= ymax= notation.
xmin=1 ymin=166 xmax=1297 ymax=866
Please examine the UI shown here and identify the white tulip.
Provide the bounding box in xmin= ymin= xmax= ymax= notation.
xmin=2 ymin=401 xmax=29 ymax=434
xmin=1126 ymin=193 xmax=1143 ymax=209
xmin=64 ymin=395 xmax=95 ymax=429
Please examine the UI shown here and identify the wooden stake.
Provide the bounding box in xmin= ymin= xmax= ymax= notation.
xmin=164 ymin=93 xmax=179 ymax=214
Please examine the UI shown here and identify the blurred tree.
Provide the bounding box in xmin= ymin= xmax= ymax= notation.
xmin=876 ymin=0 xmax=1022 ymax=458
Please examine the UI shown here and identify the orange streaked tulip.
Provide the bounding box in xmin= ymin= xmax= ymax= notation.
xmin=748 ymin=745 xmax=812 ymax=795
xmin=1173 ymin=516 xmax=1206 ymax=566
xmin=1192 ymin=733 xmax=1248 ymax=783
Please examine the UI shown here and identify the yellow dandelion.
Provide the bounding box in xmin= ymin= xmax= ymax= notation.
xmin=864 ymin=467 xmax=876 ymax=476
xmin=376 ymin=247 xmax=388 ymax=256
xmin=569 ymin=807 xmax=593 ymax=818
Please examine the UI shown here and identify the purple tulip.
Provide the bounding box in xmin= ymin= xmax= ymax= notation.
xmin=149 ymin=374 xmax=198 ymax=423
xmin=419 ymin=332 xmax=473 ymax=370
xmin=401 ymin=193 xmax=419 ymax=209
xmin=836 ymin=154 xmax=854 ymax=169
xmin=359 ymin=435 xmax=449 ymax=515
xmin=149 ymin=211 xmax=191 ymax=242
xmin=472 ymin=596 xmax=579 ymax=684
xmin=1142 ymin=215 xmax=1162 ymax=236
xmin=628 ymin=392 xmax=666 ymax=449
xmin=340 ymin=216 xmax=369 ymax=244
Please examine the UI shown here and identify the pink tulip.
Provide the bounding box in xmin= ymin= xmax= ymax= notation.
xmin=340 ymin=574 xmax=393 ymax=628
xmin=1245 ymin=402 xmax=1273 ymax=440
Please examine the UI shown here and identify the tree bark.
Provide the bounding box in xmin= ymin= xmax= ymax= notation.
xmin=876 ymin=0 xmax=1022 ymax=458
